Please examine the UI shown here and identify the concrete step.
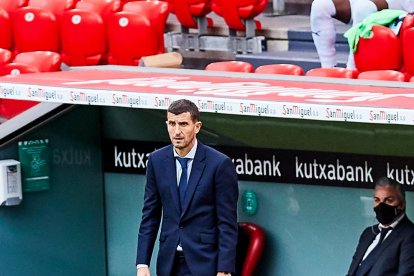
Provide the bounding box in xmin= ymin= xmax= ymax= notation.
xmin=166 ymin=13 xmax=352 ymax=70
xmin=236 ymin=50 xmax=348 ymax=72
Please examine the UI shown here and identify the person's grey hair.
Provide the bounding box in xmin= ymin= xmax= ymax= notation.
xmin=375 ymin=176 xmax=406 ymax=201
xmin=167 ymin=99 xmax=200 ymax=122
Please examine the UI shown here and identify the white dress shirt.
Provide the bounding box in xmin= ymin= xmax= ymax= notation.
xmin=361 ymin=213 xmax=405 ymax=261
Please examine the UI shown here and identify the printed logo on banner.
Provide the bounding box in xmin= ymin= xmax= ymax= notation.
xmin=282 ymin=104 xmax=317 ymax=118
xmin=239 ymin=102 xmax=276 ymax=116
xmin=325 ymin=107 xmax=362 ymax=121
xmin=102 ymin=140 xmax=414 ymax=191
xmin=154 ymin=96 xmax=172 ymax=108
xmin=369 ymin=110 xmax=404 ymax=124
xmin=197 ymin=100 xmax=230 ymax=112
xmin=70 ymin=91 xmax=104 ymax=104
xmin=1 ymin=86 xmax=21 ymax=97
xmin=112 ymin=94 xmax=147 ymax=107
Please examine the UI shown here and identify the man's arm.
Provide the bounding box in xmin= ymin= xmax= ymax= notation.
xmin=215 ymin=156 xmax=239 ymax=274
xmin=136 ymin=155 xmax=162 ymax=267
xmin=397 ymin=231 xmax=414 ymax=275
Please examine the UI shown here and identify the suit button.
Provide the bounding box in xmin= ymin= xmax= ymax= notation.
xmin=179 ymin=225 xmax=184 ymax=228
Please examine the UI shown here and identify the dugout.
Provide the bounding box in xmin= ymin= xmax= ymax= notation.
xmin=0 ymin=66 xmax=414 ymax=275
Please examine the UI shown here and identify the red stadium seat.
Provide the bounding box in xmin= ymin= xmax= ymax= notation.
xmin=205 ymin=61 xmax=254 ymax=72
xmin=398 ymin=13 xmax=414 ymax=43
xmin=107 ymin=11 xmax=159 ymax=65
xmin=60 ymin=9 xmax=107 ymax=66
xmin=357 ymin=70 xmax=406 ymax=82
xmin=0 ymin=0 xmax=28 ymax=13
xmin=14 ymin=51 xmax=61 ymax=71
xmin=255 ymin=64 xmax=304 ymax=75
xmin=354 ymin=25 xmax=403 ymax=72
xmin=305 ymin=67 xmax=358 ymax=78
xmin=0 ymin=51 xmax=61 ymax=75
xmin=123 ymin=1 xmax=170 ymax=54
xmin=212 ymin=0 xmax=268 ymax=34
xmin=75 ymin=0 xmax=122 ymax=18
xmin=0 ymin=8 xmax=12 ymax=50
xmin=402 ymin=27 xmax=414 ymax=75
xmin=236 ymin=222 xmax=265 ymax=276
xmin=0 ymin=48 xmax=13 ymax=65
xmin=167 ymin=0 xmax=213 ymax=32
xmin=12 ymin=7 xmax=60 ymax=54
xmin=0 ymin=63 xmax=39 ymax=75
xmin=27 ymin=0 xmax=77 ymax=16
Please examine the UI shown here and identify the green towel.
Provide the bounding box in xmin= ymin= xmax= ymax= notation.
xmin=344 ymin=9 xmax=407 ymax=52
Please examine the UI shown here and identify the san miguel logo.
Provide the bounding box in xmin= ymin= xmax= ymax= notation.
xmin=70 ymin=91 xmax=103 ymax=104
xmin=103 ymin=140 xmax=414 ymax=191
xmin=239 ymin=102 xmax=276 ymax=116
xmin=198 ymin=100 xmax=229 ymax=112
xmin=369 ymin=110 xmax=404 ymax=123
xmin=282 ymin=104 xmax=316 ymax=118
xmin=325 ymin=107 xmax=362 ymax=121
xmin=112 ymin=94 xmax=147 ymax=107
xmin=154 ymin=96 xmax=172 ymax=108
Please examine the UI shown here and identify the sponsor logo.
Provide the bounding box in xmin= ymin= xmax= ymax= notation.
xmin=154 ymin=96 xmax=172 ymax=108
xmin=326 ymin=108 xmax=361 ymax=121
xmin=240 ymin=103 xmax=275 ymax=115
xmin=197 ymin=100 xmax=228 ymax=112
xmin=387 ymin=163 xmax=414 ymax=185
xmin=295 ymin=157 xmax=373 ymax=182
xmin=369 ymin=110 xmax=404 ymax=123
xmin=112 ymin=94 xmax=146 ymax=107
xmin=283 ymin=104 xmax=315 ymax=118
xmin=70 ymin=91 xmax=102 ymax=104
xmin=233 ymin=154 xmax=281 ymax=177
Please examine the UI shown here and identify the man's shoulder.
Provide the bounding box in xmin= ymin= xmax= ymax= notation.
xmin=150 ymin=144 xmax=172 ymax=158
xmin=200 ymin=142 xmax=230 ymax=160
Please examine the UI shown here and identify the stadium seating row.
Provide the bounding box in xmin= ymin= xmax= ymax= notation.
xmin=0 ymin=0 xmax=271 ymax=67
xmin=204 ymin=61 xmax=414 ymax=82
xmin=0 ymin=0 xmax=170 ymax=66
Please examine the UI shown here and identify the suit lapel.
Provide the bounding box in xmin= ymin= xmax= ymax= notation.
xmin=375 ymin=216 xmax=409 ymax=253
xmin=181 ymin=143 xmax=206 ymax=217
xmin=349 ymin=230 xmax=376 ymax=275
xmin=164 ymin=146 xmax=181 ymax=214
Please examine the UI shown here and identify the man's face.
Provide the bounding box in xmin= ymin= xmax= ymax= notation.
xmin=374 ymin=185 xmax=405 ymax=210
xmin=166 ymin=112 xmax=201 ymax=156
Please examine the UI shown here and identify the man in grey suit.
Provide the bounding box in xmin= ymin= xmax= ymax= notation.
xmin=136 ymin=99 xmax=239 ymax=276
xmin=347 ymin=177 xmax=414 ymax=276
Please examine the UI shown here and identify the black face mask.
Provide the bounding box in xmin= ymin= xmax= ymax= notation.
xmin=374 ymin=202 xmax=401 ymax=225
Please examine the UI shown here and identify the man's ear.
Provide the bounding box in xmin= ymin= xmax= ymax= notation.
xmin=195 ymin=121 xmax=202 ymax=134
xmin=400 ymin=201 xmax=406 ymax=212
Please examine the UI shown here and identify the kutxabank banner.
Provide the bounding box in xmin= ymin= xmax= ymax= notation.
xmin=103 ymin=140 xmax=414 ymax=191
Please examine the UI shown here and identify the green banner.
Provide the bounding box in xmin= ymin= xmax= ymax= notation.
xmin=18 ymin=139 xmax=50 ymax=192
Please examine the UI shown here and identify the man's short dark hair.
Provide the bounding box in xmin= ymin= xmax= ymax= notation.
xmin=375 ymin=176 xmax=406 ymax=201
xmin=167 ymin=99 xmax=200 ymax=122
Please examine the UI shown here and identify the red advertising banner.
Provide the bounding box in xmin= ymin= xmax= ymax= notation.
xmin=1 ymin=68 xmax=414 ymax=125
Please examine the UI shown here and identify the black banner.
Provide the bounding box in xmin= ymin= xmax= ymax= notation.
xmin=102 ymin=139 xmax=414 ymax=191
